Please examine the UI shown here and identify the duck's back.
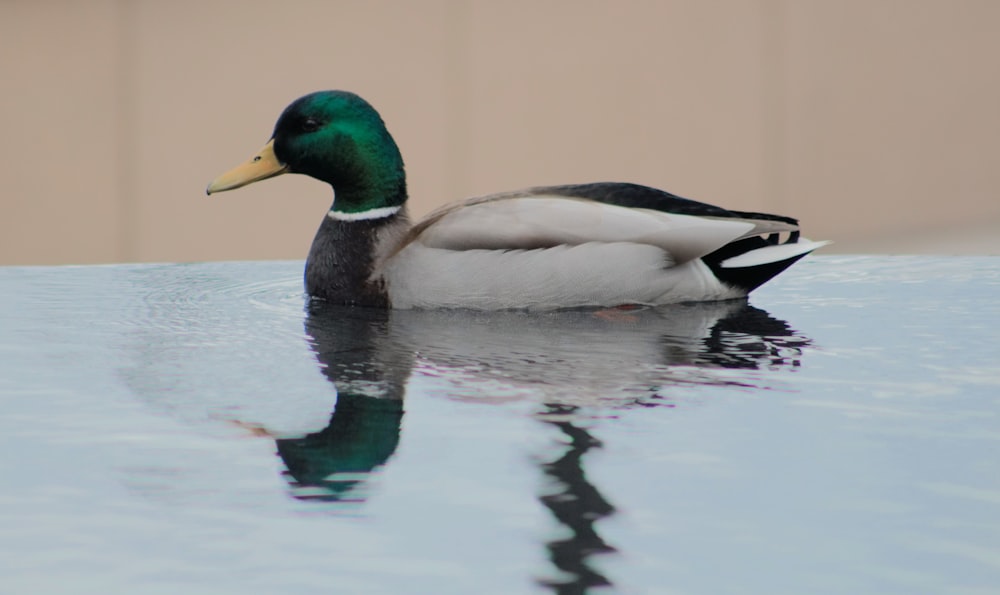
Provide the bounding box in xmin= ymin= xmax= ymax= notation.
xmin=379 ymin=183 xmax=826 ymax=310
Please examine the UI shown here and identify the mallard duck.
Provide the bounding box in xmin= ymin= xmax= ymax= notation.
xmin=207 ymin=91 xmax=827 ymax=310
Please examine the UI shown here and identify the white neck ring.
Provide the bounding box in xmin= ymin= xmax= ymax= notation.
xmin=327 ymin=205 xmax=402 ymax=222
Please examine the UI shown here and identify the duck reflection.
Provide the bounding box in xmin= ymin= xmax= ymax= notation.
xmin=277 ymin=306 xmax=407 ymax=502
xmin=275 ymin=394 xmax=404 ymax=502
xmin=536 ymin=404 xmax=617 ymax=593
xmin=386 ymin=299 xmax=811 ymax=406
xmin=121 ymin=278 xmax=810 ymax=585
xmin=293 ymin=299 xmax=811 ymax=588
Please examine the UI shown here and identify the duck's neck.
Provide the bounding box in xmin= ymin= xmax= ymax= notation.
xmin=328 ymin=177 xmax=407 ymax=217
xmin=305 ymin=205 xmax=410 ymax=307
xmin=304 ymin=135 xmax=409 ymax=305
xmin=324 ymin=138 xmax=408 ymax=218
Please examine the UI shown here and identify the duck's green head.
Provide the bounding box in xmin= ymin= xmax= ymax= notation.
xmin=207 ymin=91 xmax=407 ymax=214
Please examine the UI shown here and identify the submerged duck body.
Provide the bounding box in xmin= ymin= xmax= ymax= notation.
xmin=208 ymin=91 xmax=827 ymax=310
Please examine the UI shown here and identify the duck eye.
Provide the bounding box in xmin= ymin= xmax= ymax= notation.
xmin=301 ymin=118 xmax=322 ymax=133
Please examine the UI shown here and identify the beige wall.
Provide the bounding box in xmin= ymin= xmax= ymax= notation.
xmin=3 ymin=0 xmax=999 ymax=265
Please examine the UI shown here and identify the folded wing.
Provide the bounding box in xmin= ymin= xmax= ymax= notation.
xmin=410 ymin=194 xmax=761 ymax=265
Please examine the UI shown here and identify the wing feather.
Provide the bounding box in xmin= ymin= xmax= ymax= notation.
xmin=410 ymin=195 xmax=756 ymax=264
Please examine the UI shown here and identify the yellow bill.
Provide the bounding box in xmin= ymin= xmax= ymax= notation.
xmin=206 ymin=139 xmax=288 ymax=195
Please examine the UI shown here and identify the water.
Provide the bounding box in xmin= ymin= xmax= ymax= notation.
xmin=1 ymin=257 xmax=998 ymax=594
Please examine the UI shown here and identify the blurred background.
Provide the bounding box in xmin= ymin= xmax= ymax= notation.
xmin=2 ymin=0 xmax=999 ymax=266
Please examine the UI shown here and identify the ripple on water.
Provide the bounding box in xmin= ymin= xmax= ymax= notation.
xmin=113 ymin=264 xmax=305 ymax=362
xmin=114 ymin=262 xmax=340 ymax=438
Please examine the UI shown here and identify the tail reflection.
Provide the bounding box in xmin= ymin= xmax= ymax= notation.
xmin=696 ymin=302 xmax=809 ymax=370
xmin=536 ymin=404 xmax=617 ymax=594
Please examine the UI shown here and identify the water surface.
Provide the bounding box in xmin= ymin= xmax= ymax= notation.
xmin=1 ymin=257 xmax=998 ymax=594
